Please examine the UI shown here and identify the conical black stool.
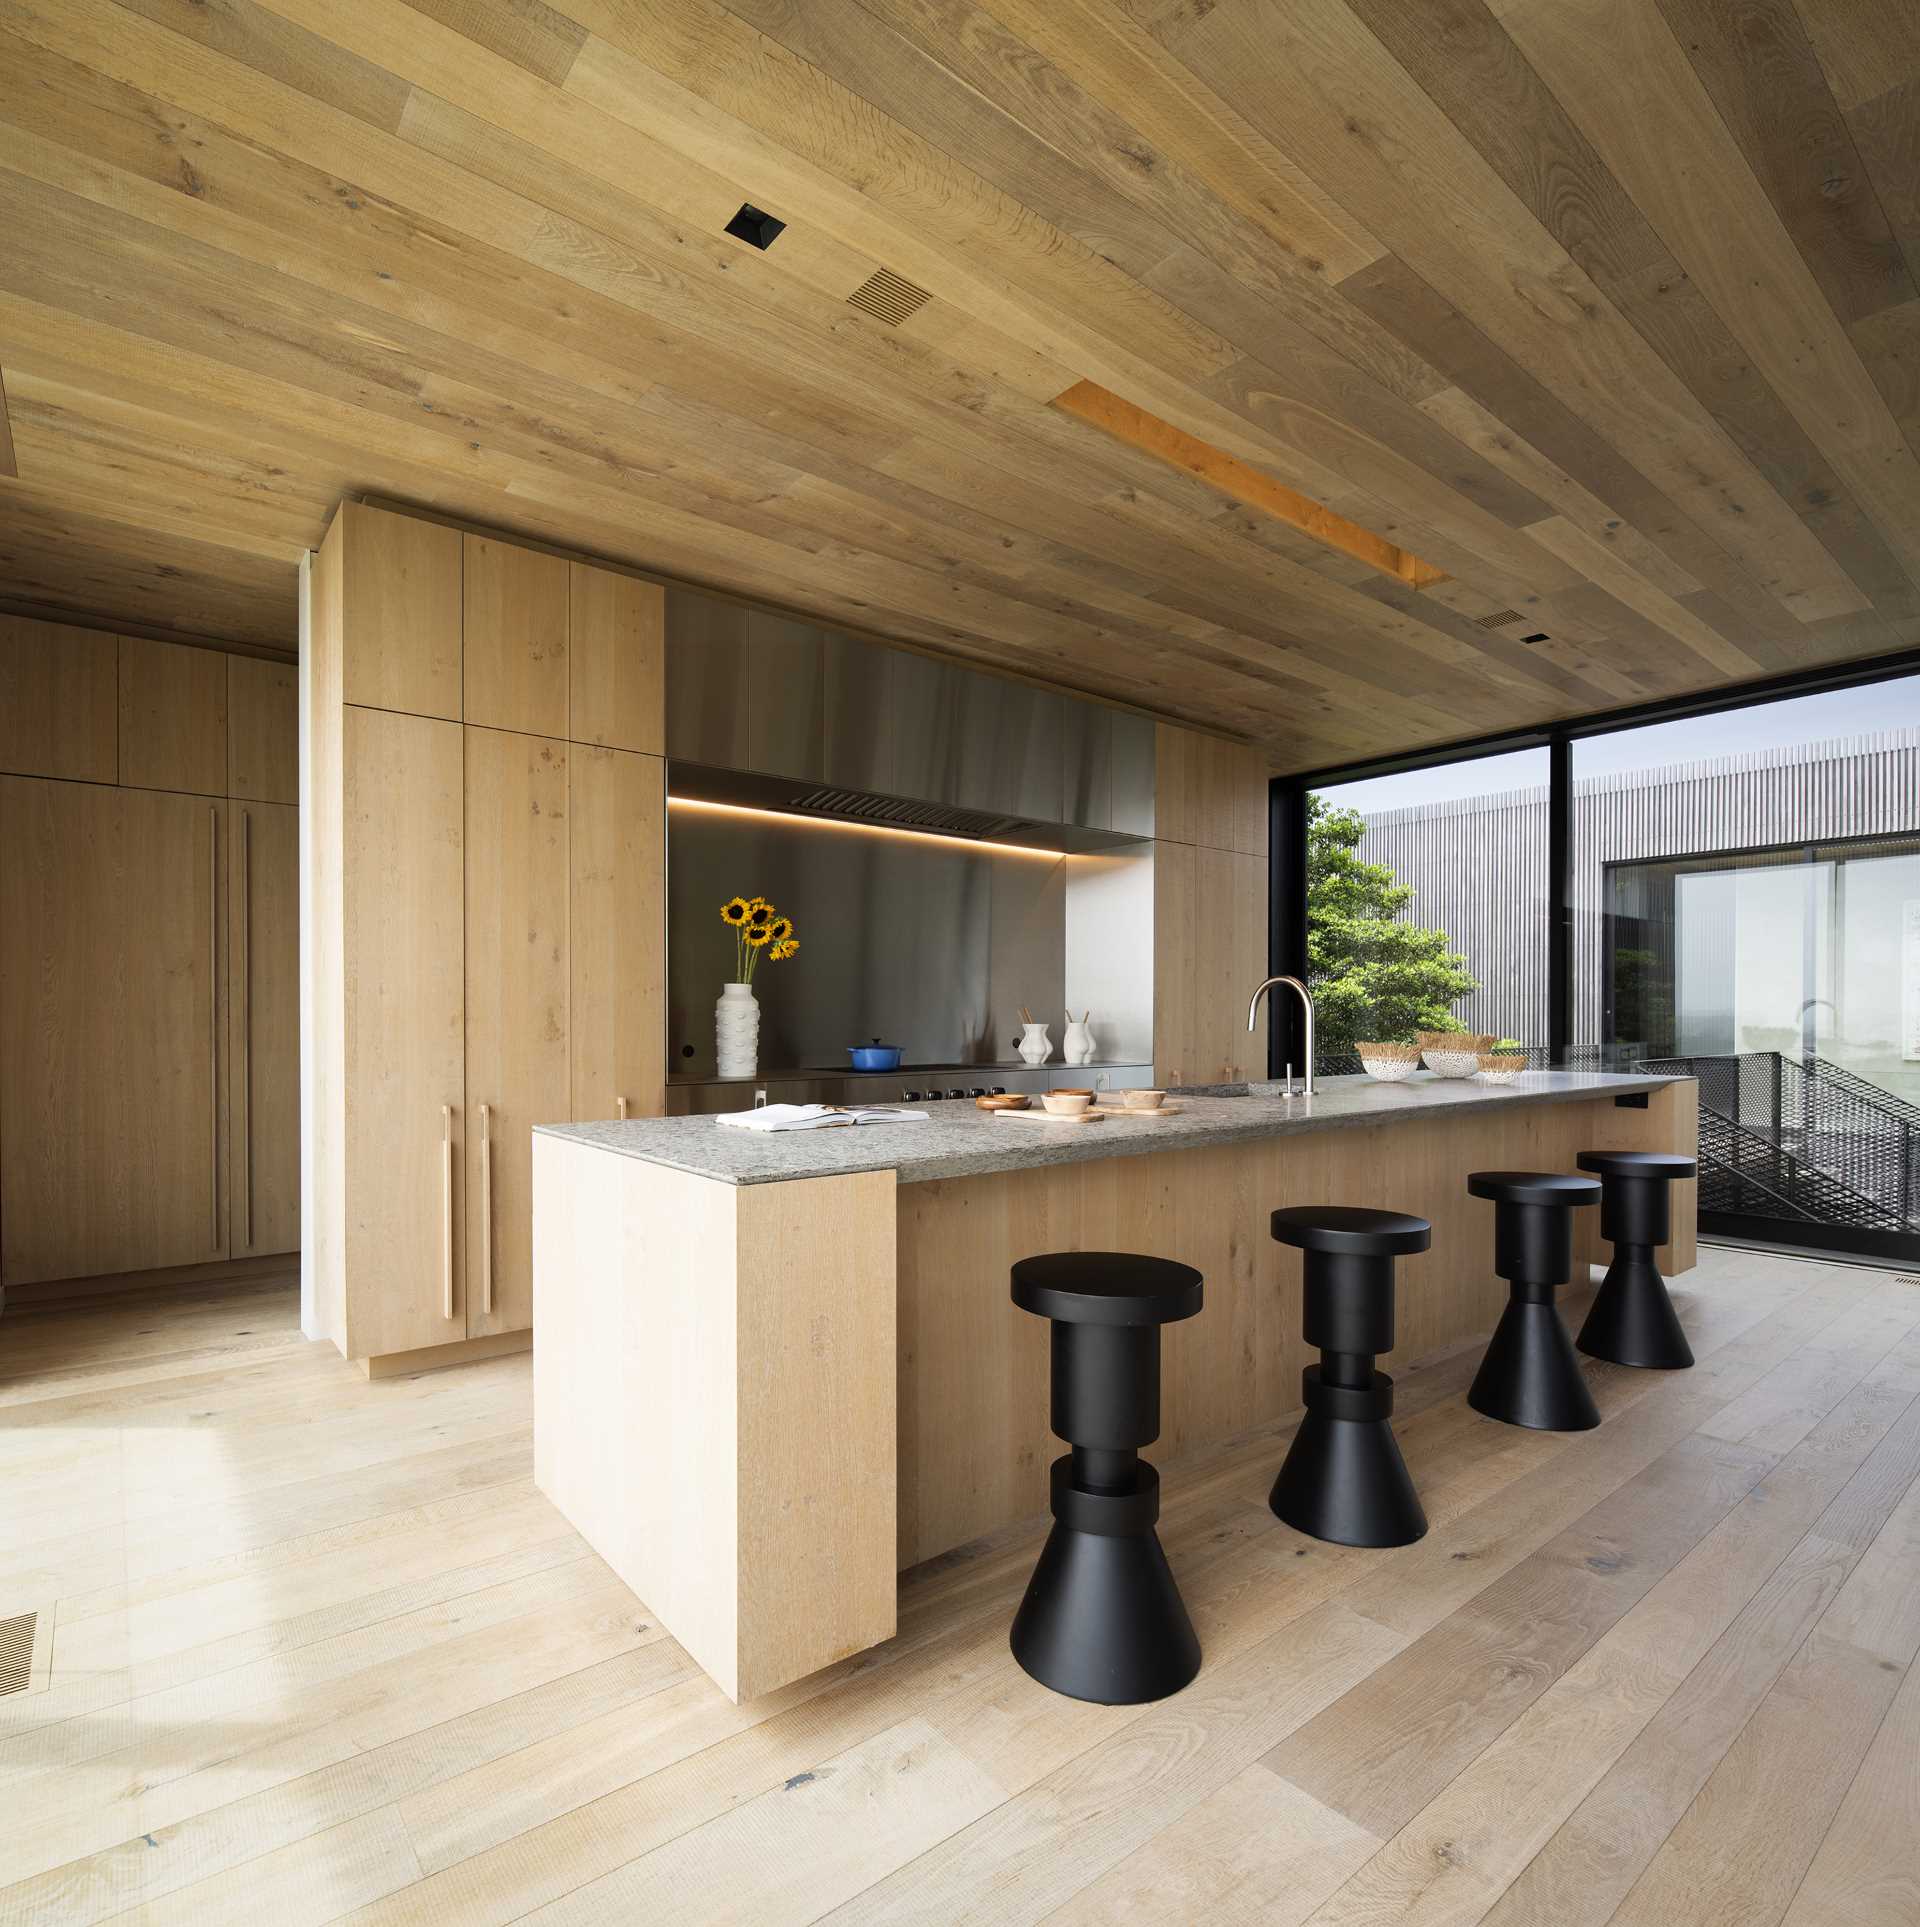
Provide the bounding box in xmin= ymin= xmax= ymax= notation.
xmin=1269 ymin=1206 xmax=1431 ymax=1548
xmin=1010 ymin=1251 xmax=1204 ymax=1705
xmin=1466 ymin=1172 xmax=1602 ymax=1431
xmin=1575 ymin=1151 xmax=1698 ymax=1369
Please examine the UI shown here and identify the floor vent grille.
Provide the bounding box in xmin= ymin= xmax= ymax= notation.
xmin=0 ymin=1613 xmax=36 ymax=1696
xmin=847 ymin=268 xmax=932 ymax=326
xmin=1898 ymin=1275 xmax=1920 ymax=1288
xmin=1476 ymin=609 xmax=1525 ymax=628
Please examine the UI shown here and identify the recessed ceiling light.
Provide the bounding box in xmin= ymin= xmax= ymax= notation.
xmin=724 ymin=203 xmax=785 ymax=250
xmin=1520 ymin=632 xmax=1550 ymax=644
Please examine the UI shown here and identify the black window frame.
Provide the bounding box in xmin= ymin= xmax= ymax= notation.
xmin=1268 ymin=646 xmax=1920 ymax=1266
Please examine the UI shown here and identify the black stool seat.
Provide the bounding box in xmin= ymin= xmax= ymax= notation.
xmin=1010 ymin=1249 xmax=1203 ymax=1706
xmin=1467 ymin=1169 xmax=1601 ymax=1432
xmin=1575 ymin=1153 xmax=1698 ymax=1370
xmin=1271 ymin=1206 xmax=1431 ymax=1256
xmin=1011 ymin=1251 xmax=1203 ymax=1326
xmin=1468 ymin=1171 xmax=1603 ymax=1206
xmin=1576 ymin=1151 xmax=1697 ymax=1180
xmin=1267 ymin=1203 xmax=1431 ymax=1548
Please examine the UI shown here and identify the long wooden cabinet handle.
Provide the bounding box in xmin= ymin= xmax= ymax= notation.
xmin=480 ymin=1102 xmax=494 ymax=1317
xmin=240 ymin=808 xmax=252 ymax=1251
xmin=617 ymin=1096 xmax=628 ymax=1120
xmin=209 ymin=806 xmax=221 ymax=1250
xmin=442 ymin=1105 xmax=455 ymax=1321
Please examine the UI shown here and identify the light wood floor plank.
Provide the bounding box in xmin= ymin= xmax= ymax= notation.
xmin=0 ymin=1249 xmax=1914 ymax=1927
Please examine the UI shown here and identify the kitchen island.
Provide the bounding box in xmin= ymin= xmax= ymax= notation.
xmin=532 ymin=1070 xmax=1696 ymax=1700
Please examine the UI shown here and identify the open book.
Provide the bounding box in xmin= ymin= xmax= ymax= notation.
xmin=715 ymin=1103 xmax=931 ymax=1132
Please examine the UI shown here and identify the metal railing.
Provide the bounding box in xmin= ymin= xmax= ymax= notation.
xmin=1311 ymin=1039 xmax=1917 ymax=1238
xmin=1640 ymin=1052 xmax=1917 ymax=1234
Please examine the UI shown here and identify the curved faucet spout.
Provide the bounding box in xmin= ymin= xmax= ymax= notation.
xmin=1246 ymin=975 xmax=1315 ymax=1098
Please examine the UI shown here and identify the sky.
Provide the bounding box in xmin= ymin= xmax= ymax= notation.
xmin=1317 ymin=672 xmax=1920 ymax=814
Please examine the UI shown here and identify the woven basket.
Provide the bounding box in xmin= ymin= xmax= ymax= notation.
xmin=1357 ymin=1040 xmax=1422 ymax=1082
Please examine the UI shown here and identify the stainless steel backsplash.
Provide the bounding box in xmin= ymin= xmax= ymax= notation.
xmin=668 ymin=806 xmax=1153 ymax=1076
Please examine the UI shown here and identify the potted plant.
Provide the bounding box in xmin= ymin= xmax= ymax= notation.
xmin=716 ymin=895 xmax=799 ymax=1078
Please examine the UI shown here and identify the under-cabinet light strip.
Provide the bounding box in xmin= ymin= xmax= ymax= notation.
xmin=666 ymin=795 xmax=1069 ymax=859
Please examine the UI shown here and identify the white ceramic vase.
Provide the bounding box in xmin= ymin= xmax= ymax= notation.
xmin=1017 ymin=1022 xmax=1054 ymax=1066
xmin=716 ymin=981 xmax=760 ymax=1078
xmin=1062 ymin=1019 xmax=1095 ymax=1066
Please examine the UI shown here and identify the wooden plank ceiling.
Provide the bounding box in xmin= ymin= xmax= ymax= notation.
xmin=0 ymin=0 xmax=1916 ymax=770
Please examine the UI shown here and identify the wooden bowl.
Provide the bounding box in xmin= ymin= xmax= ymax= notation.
xmin=1042 ymin=1091 xmax=1093 ymax=1116
xmin=1121 ymin=1089 xmax=1167 ymax=1110
xmin=975 ymin=1093 xmax=1029 ymax=1111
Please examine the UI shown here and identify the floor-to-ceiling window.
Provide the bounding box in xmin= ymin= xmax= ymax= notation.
xmin=1284 ymin=665 xmax=1920 ymax=1261
xmin=1305 ymin=748 xmax=1549 ymax=1074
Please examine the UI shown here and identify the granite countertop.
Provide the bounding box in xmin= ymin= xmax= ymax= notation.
xmin=535 ymin=1069 xmax=1684 ymax=1188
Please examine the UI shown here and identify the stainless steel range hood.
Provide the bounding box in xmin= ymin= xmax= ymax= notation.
xmin=666 ymin=760 xmax=1153 ymax=855
xmin=664 ymin=587 xmax=1155 ymax=854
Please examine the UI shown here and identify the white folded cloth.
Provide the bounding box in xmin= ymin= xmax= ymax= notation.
xmin=715 ymin=1103 xmax=931 ymax=1132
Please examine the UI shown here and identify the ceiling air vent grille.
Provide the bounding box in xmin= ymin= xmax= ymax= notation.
xmin=0 ymin=1613 xmax=36 ymax=1696
xmin=788 ymin=787 xmax=1021 ymax=840
xmin=847 ymin=268 xmax=932 ymax=327
xmin=1476 ymin=609 xmax=1525 ymax=629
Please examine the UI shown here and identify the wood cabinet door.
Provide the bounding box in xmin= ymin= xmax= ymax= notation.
xmin=343 ymin=706 xmax=466 ymax=1354
xmin=227 ymin=656 xmax=297 ymax=804
xmin=339 ymin=503 xmax=463 ymax=721
xmin=464 ymin=536 xmax=569 ymax=740
xmin=229 ymin=800 xmax=299 ymax=1258
xmin=0 ymin=614 xmax=116 ymax=782
xmin=570 ymin=746 xmax=666 ymax=1123
xmin=465 ymin=726 xmax=570 ymax=1336
xmin=1153 ymin=842 xmax=1268 ymax=1088
xmin=119 ymin=636 xmax=228 ymax=795
xmin=569 ymin=564 xmax=664 ymax=754
xmin=1 ymin=779 xmax=227 ymax=1284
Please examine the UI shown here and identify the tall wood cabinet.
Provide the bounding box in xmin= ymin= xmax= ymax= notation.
xmin=1152 ymin=722 xmax=1271 ymax=1089
xmin=0 ymin=615 xmax=300 ymax=1290
xmin=310 ymin=503 xmax=667 ymax=1368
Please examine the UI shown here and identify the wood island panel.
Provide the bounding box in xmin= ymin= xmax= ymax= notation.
xmin=896 ymin=1082 xmax=1696 ymax=1566
xmin=533 ymin=1137 xmax=897 ymax=1703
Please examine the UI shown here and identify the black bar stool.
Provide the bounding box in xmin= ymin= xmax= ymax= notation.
xmin=1009 ymin=1251 xmax=1204 ymax=1705
xmin=1575 ymin=1151 xmax=1698 ymax=1369
xmin=1466 ymin=1172 xmax=1603 ymax=1431
xmin=1269 ymin=1206 xmax=1431 ymax=1548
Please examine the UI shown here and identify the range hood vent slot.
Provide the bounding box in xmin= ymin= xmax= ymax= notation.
xmin=1476 ymin=609 xmax=1526 ymax=628
xmin=787 ymin=786 xmax=1025 ymax=840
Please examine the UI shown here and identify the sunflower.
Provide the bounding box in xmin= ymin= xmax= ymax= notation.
xmin=772 ymin=938 xmax=798 ymax=961
xmin=769 ymin=916 xmax=793 ymax=944
xmin=747 ymin=896 xmax=770 ymax=912
xmin=720 ymin=896 xmax=750 ymax=927
xmin=745 ymin=905 xmax=774 ymax=934
xmin=745 ymin=923 xmax=775 ymax=948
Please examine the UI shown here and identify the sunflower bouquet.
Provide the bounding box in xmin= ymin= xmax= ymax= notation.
xmin=719 ymin=894 xmax=799 ymax=983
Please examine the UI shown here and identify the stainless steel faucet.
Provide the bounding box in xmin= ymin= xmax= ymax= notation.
xmin=1247 ymin=976 xmax=1315 ymax=1098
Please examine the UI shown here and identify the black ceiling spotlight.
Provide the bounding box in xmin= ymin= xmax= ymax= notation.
xmin=1520 ymin=633 xmax=1550 ymax=644
xmin=724 ymin=203 xmax=785 ymax=250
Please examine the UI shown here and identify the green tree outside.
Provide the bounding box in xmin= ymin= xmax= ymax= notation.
xmin=1307 ymin=793 xmax=1480 ymax=1063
